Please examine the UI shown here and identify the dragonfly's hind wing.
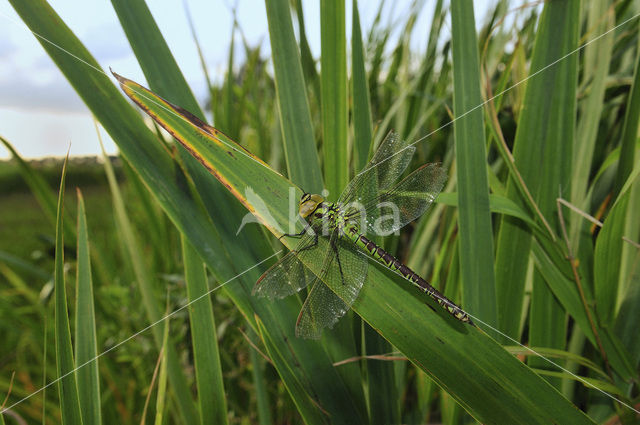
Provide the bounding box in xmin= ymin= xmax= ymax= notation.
xmin=339 ymin=130 xmax=415 ymax=206
xmin=361 ymin=163 xmax=447 ymax=235
xmin=253 ymin=233 xmax=321 ymax=299
xmin=295 ymin=234 xmax=368 ymax=339
xmin=296 ymin=279 xmax=346 ymax=339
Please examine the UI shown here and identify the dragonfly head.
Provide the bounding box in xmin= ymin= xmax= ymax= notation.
xmin=299 ymin=192 xmax=324 ymax=218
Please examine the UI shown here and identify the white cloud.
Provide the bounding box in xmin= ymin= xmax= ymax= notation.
xmin=0 ymin=68 xmax=86 ymax=112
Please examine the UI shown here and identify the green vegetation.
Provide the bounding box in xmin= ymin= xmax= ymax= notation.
xmin=1 ymin=0 xmax=639 ymax=424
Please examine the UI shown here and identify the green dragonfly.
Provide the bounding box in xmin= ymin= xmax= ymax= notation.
xmin=253 ymin=131 xmax=473 ymax=338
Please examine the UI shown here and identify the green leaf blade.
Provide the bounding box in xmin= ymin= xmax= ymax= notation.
xmin=265 ymin=0 xmax=323 ymax=194
xmin=54 ymin=157 xmax=83 ymax=425
xmin=351 ymin=0 xmax=373 ymax=173
xmin=182 ymin=238 xmax=228 ymax=425
xmin=451 ymin=0 xmax=497 ymax=326
xmin=321 ymin=0 xmax=349 ymax=199
xmin=74 ymin=190 xmax=101 ymax=425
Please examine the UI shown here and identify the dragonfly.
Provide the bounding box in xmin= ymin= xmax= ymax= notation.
xmin=253 ymin=131 xmax=473 ymax=339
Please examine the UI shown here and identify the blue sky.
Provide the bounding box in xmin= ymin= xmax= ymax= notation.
xmin=0 ymin=0 xmax=494 ymax=159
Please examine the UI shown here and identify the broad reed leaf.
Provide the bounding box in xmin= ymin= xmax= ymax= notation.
xmin=450 ymin=0 xmax=497 ymax=326
xmin=116 ymin=74 xmax=595 ymax=424
xmin=54 ymin=156 xmax=83 ymax=425
xmin=74 ymin=190 xmax=101 ymax=425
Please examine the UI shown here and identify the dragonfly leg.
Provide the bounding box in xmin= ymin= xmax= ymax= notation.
xmin=278 ymin=222 xmax=311 ymax=241
xmin=296 ymin=231 xmax=319 ymax=254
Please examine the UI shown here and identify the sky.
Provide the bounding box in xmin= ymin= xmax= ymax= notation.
xmin=0 ymin=0 xmax=493 ymax=159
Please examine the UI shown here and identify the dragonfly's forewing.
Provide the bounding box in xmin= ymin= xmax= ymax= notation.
xmin=253 ymin=233 xmax=321 ymax=299
xmin=339 ymin=131 xmax=415 ymax=206
xmin=296 ymin=233 xmax=368 ymax=339
xmin=361 ymin=163 xmax=447 ymax=235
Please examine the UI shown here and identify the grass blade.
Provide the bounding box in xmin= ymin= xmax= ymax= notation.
xmin=265 ymin=0 xmax=323 ymax=194
xmin=182 ymin=237 xmax=228 ymax=425
xmin=0 ymin=137 xmax=74 ymax=240
xmin=523 ymin=1 xmax=580 ymax=382
xmin=100 ymin=139 xmax=198 ymax=424
xmin=493 ymin=0 xmax=580 ymax=347
xmin=74 ymin=189 xmax=101 ymax=425
xmin=321 ymin=0 xmax=348 ymax=199
xmin=613 ymin=45 xmax=640 ymax=195
xmin=450 ymin=0 xmax=497 ymax=325
xmin=254 ymin=319 xmax=334 ymax=425
xmin=293 ymin=0 xmax=322 ymax=107
xmin=110 ymin=0 xmax=201 ymax=115
xmin=594 ymin=192 xmax=630 ymax=324
xmin=363 ymin=324 xmax=398 ymax=425
xmin=351 ymin=0 xmax=373 ymax=173
xmin=153 ymin=319 xmax=170 ymax=425
xmin=572 ymin=1 xmax=614 ymax=216
xmin=248 ymin=330 xmax=273 ymax=425
xmin=0 ymin=250 xmax=50 ymax=281
xmin=54 ymin=156 xmax=83 ymax=425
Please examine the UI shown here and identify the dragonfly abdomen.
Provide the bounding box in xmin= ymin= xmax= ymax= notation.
xmin=346 ymin=226 xmax=473 ymax=325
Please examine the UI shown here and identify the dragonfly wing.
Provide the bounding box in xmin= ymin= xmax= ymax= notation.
xmin=296 ymin=279 xmax=347 ymax=339
xmin=339 ymin=130 xmax=415 ymax=206
xmin=253 ymin=233 xmax=321 ymax=299
xmin=295 ymin=233 xmax=369 ymax=339
xmin=361 ymin=163 xmax=447 ymax=235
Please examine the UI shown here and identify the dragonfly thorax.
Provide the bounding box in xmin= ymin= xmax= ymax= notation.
xmin=298 ymin=193 xmax=353 ymax=237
